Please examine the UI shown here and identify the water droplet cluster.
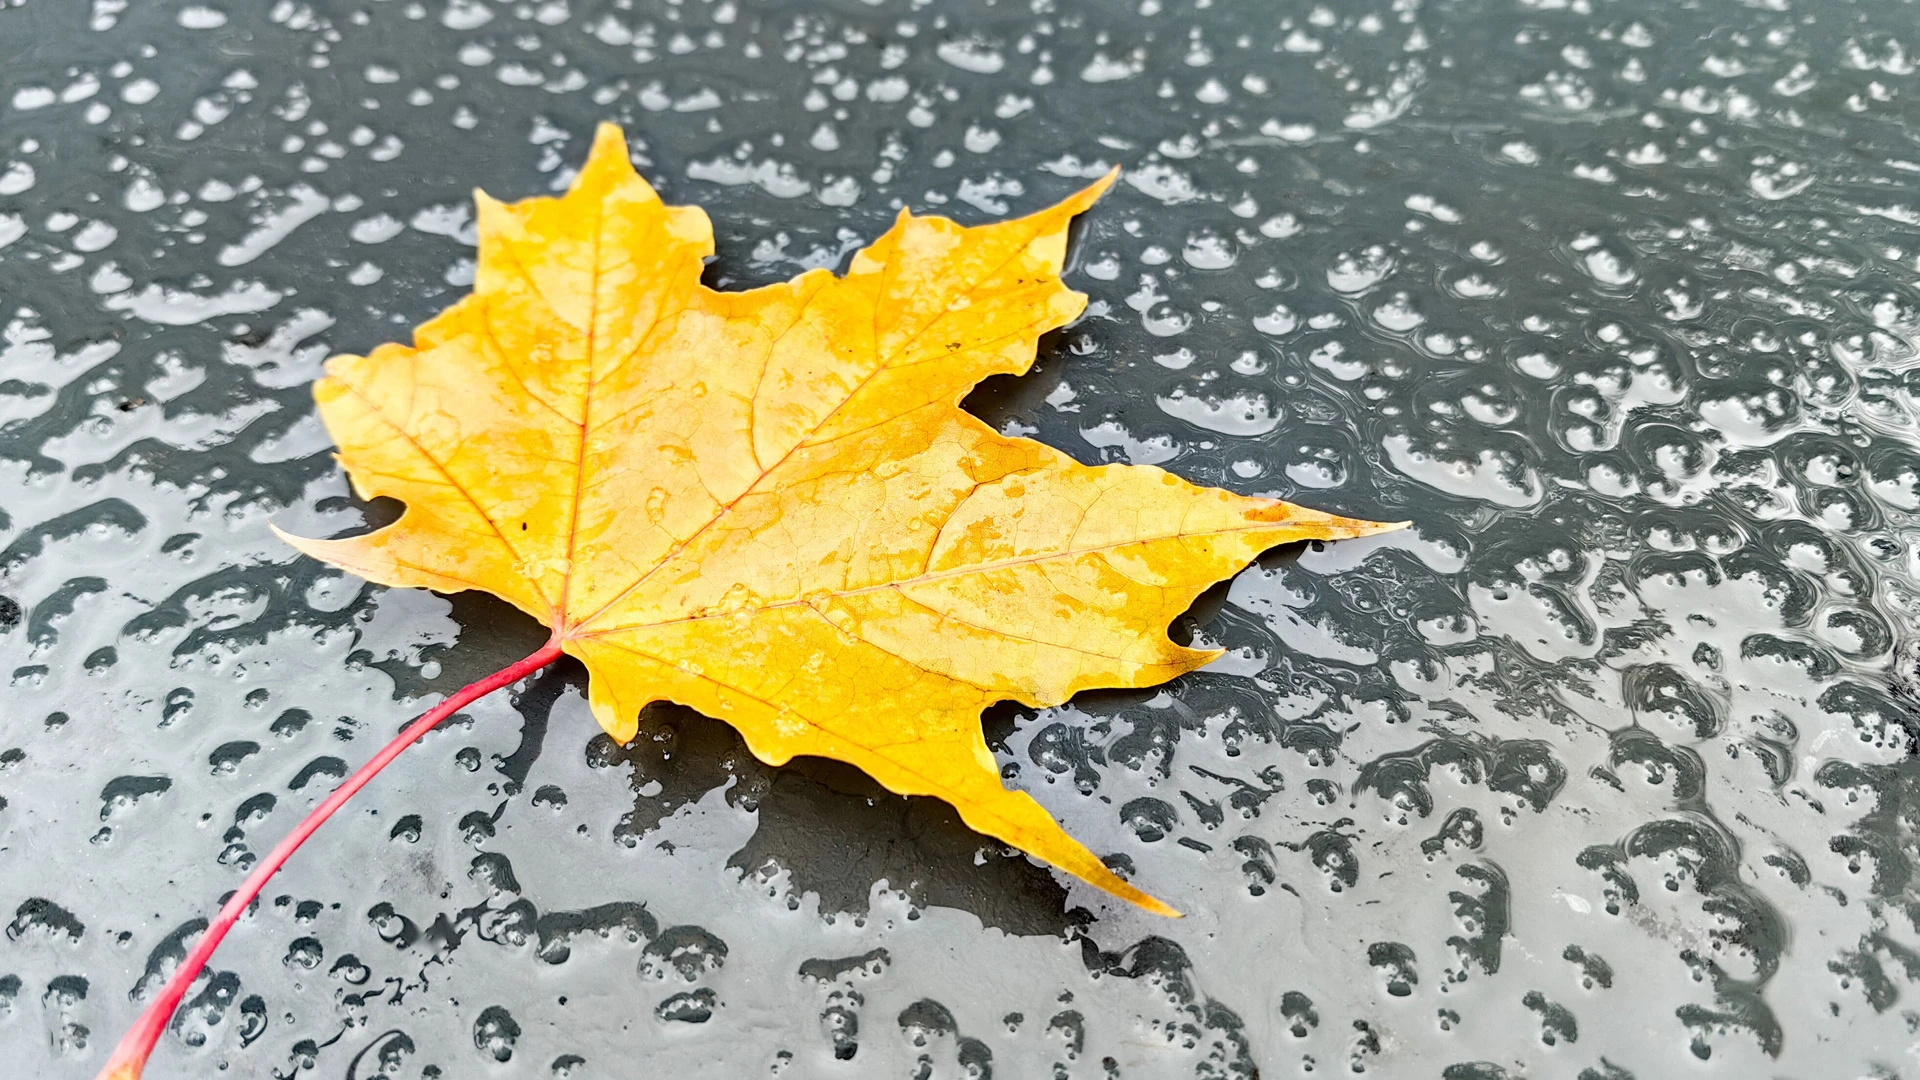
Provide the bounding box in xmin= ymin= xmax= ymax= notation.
xmin=3 ymin=0 xmax=1918 ymax=1076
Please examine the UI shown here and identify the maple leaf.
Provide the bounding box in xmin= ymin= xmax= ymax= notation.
xmin=277 ymin=123 xmax=1399 ymax=914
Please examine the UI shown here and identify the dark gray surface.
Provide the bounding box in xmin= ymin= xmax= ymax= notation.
xmin=3 ymin=0 xmax=1919 ymax=1076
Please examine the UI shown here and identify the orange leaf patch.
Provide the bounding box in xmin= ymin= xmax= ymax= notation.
xmin=280 ymin=123 xmax=1401 ymax=914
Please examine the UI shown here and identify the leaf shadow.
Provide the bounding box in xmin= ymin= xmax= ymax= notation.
xmin=390 ymin=539 xmax=1310 ymax=938
xmin=600 ymin=701 xmax=1083 ymax=939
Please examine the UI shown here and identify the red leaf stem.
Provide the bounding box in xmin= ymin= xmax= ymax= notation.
xmin=95 ymin=639 xmax=566 ymax=1080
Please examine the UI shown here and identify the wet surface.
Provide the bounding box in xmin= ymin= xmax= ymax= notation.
xmin=3 ymin=0 xmax=1920 ymax=1076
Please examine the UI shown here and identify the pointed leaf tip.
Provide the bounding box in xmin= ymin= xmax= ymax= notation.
xmin=1123 ymin=888 xmax=1183 ymax=919
xmin=589 ymin=120 xmax=630 ymax=159
xmin=1054 ymin=166 xmax=1121 ymax=218
xmin=569 ymin=122 xmax=642 ymax=196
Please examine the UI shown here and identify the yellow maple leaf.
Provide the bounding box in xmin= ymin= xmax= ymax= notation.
xmin=277 ymin=123 xmax=1399 ymax=915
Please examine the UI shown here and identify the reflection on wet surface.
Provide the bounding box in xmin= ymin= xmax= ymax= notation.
xmin=4 ymin=0 xmax=1920 ymax=1076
